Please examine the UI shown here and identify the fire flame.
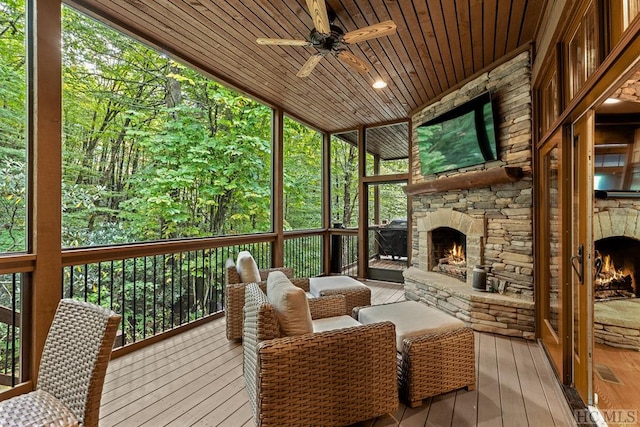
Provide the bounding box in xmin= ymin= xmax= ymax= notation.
xmin=597 ymin=254 xmax=626 ymax=285
xmin=447 ymin=243 xmax=465 ymax=265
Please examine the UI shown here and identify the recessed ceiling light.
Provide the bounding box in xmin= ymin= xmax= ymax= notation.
xmin=604 ymin=98 xmax=621 ymax=104
xmin=372 ymin=80 xmax=387 ymax=89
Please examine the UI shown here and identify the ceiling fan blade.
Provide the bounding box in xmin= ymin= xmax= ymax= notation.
xmin=342 ymin=20 xmax=397 ymax=44
xmin=297 ymin=54 xmax=324 ymax=78
xmin=256 ymin=38 xmax=311 ymax=46
xmin=337 ymin=50 xmax=371 ymax=74
xmin=305 ymin=0 xmax=331 ymax=34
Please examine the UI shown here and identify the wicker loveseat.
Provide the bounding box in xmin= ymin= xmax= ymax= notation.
xmin=243 ymin=280 xmax=398 ymax=427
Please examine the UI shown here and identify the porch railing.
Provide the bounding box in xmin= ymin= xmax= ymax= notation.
xmin=0 ymin=228 xmax=342 ymax=392
xmin=62 ymin=238 xmax=274 ymax=348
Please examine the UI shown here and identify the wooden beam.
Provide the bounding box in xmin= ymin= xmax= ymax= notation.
xmin=403 ymin=167 xmax=525 ymax=196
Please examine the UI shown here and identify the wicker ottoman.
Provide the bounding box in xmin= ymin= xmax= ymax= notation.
xmin=355 ymin=301 xmax=476 ymax=408
xmin=309 ymin=276 xmax=371 ymax=314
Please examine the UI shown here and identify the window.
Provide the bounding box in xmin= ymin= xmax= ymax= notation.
xmin=330 ymin=132 xmax=359 ymax=228
xmin=62 ymin=6 xmax=272 ymax=247
xmin=283 ymin=116 xmax=322 ymax=230
xmin=0 ymin=0 xmax=27 ymax=253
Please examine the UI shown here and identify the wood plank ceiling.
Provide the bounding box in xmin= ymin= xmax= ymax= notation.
xmin=68 ymin=0 xmax=544 ymax=160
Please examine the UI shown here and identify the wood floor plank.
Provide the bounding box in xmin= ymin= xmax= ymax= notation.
xmin=425 ymin=391 xmax=455 ymax=426
xmin=102 ymin=334 xmax=236 ymax=404
xmin=113 ymin=361 xmax=244 ymax=426
xmin=399 ymin=401 xmax=431 ymax=426
xmin=451 ymin=388 xmax=478 ymax=426
xmin=101 ymin=345 xmax=242 ymax=420
xmin=529 ymin=341 xmax=577 ymax=427
xmin=188 ymin=380 xmax=251 ymax=426
xmin=476 ymin=333 xmax=502 ymax=427
xmin=495 ymin=336 xmax=527 ymax=427
xmin=511 ymin=338 xmax=555 ymax=426
xmin=103 ymin=326 xmax=228 ymax=393
xmin=220 ymin=401 xmax=253 ymax=427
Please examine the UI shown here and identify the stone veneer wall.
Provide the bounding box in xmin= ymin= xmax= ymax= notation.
xmin=410 ymin=51 xmax=534 ymax=299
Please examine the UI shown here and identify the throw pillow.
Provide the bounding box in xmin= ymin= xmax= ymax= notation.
xmin=267 ymin=271 xmax=313 ymax=336
xmin=236 ymin=251 xmax=261 ymax=283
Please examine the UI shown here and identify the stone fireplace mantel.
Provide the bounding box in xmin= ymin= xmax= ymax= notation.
xmin=403 ymin=167 xmax=525 ymax=196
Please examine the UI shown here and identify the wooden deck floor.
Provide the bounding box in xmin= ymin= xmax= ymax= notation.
xmin=100 ymin=280 xmax=577 ymax=427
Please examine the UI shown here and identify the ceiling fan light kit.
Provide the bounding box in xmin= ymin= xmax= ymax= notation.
xmin=256 ymin=0 xmax=397 ymax=78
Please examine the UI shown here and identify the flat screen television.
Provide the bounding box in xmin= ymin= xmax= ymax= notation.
xmin=417 ymin=92 xmax=498 ymax=176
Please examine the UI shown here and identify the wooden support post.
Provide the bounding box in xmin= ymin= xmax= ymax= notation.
xmin=30 ymin=0 xmax=63 ymax=384
xmin=357 ymin=126 xmax=367 ymax=280
xmin=322 ymin=132 xmax=331 ymax=275
xmin=272 ymin=109 xmax=284 ymax=268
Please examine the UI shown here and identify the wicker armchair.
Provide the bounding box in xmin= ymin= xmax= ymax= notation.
xmin=224 ymin=257 xmax=298 ymax=340
xmin=243 ymin=282 xmax=398 ymax=427
xmin=0 ymin=299 xmax=121 ymax=427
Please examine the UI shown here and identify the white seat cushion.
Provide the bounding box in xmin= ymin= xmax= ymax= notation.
xmin=236 ymin=251 xmax=261 ymax=283
xmin=309 ymin=276 xmax=366 ymax=297
xmin=267 ymin=271 xmax=313 ymax=336
xmin=312 ymin=315 xmax=361 ymax=333
xmin=358 ymin=301 xmax=466 ymax=351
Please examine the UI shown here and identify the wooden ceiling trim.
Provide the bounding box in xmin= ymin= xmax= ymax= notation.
xmin=507 ymin=0 xmax=528 ymax=52
xmin=381 ymin=1 xmax=437 ymax=101
xmin=66 ymin=0 xmax=546 ymax=154
xmin=363 ymin=0 xmax=432 ymax=107
xmin=330 ymin=0 xmax=422 ymax=111
xmin=483 ymin=0 xmax=498 ymax=68
xmin=455 ymin=0 xmax=475 ymax=78
xmin=408 ymin=42 xmax=532 ymax=117
xmin=440 ymin=0 xmax=465 ymax=83
xmin=425 ymin=0 xmax=458 ymax=89
xmin=521 ymin=0 xmax=545 ymax=46
xmin=399 ymin=3 xmax=442 ymax=97
xmin=390 ymin=2 xmax=437 ymax=102
xmin=470 ymin=0 xmax=484 ymax=71
xmin=494 ymin=0 xmax=511 ymax=59
xmin=413 ymin=1 xmax=450 ymax=92
xmin=360 ymin=0 xmax=429 ymax=108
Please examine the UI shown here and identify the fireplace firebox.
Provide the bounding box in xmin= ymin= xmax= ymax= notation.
xmin=430 ymin=227 xmax=467 ymax=281
xmin=594 ymin=236 xmax=639 ymax=300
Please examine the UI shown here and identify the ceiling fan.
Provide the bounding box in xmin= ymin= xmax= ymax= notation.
xmin=256 ymin=0 xmax=397 ymax=78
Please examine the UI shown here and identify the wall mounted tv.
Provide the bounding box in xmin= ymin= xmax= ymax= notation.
xmin=417 ymin=92 xmax=498 ymax=176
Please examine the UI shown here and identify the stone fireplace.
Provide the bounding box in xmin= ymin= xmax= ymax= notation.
xmin=403 ymin=51 xmax=536 ymax=340
xmin=417 ymin=209 xmax=485 ymax=287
